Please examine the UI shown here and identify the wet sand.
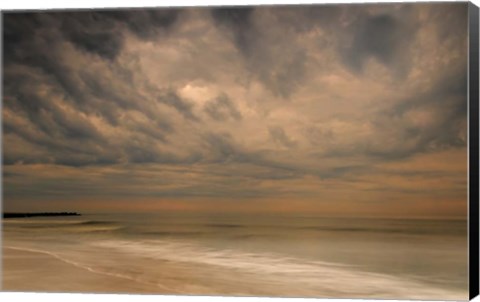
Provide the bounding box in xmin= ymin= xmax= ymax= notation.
xmin=2 ymin=247 xmax=156 ymax=294
xmin=1 ymin=245 xmax=258 ymax=296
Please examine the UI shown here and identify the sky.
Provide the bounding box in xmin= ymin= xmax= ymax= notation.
xmin=2 ymin=3 xmax=469 ymax=217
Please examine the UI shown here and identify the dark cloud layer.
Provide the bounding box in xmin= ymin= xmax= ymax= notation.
xmin=3 ymin=4 xmax=468 ymax=165
xmin=3 ymin=9 xmax=195 ymax=167
xmin=4 ymin=9 xmax=181 ymax=62
xmin=211 ymin=7 xmax=255 ymax=55
xmin=211 ymin=7 xmax=309 ymax=98
xmin=2 ymin=3 xmax=469 ymax=215
xmin=343 ymin=13 xmax=414 ymax=73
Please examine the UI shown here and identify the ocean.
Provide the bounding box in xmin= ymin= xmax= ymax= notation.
xmin=2 ymin=212 xmax=468 ymax=299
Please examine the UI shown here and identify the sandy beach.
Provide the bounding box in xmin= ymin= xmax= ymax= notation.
xmin=2 ymin=247 xmax=155 ymax=294
xmin=1 ymin=215 xmax=469 ymax=300
xmin=2 ymin=244 xmax=264 ymax=296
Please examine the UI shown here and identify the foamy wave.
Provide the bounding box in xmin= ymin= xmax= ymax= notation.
xmin=92 ymin=239 xmax=466 ymax=300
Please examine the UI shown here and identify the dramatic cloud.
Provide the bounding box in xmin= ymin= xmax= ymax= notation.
xmin=2 ymin=3 xmax=469 ymax=217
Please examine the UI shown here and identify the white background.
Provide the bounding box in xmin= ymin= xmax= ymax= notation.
xmin=0 ymin=0 xmax=479 ymax=302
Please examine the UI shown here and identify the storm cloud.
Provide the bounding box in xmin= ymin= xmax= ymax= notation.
xmin=2 ymin=3 xmax=469 ymax=217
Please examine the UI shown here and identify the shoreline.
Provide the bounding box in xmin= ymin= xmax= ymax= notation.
xmin=2 ymin=218 xmax=468 ymax=300
xmin=2 ymin=247 xmax=163 ymax=294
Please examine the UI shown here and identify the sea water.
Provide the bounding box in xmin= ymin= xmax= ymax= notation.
xmin=2 ymin=212 xmax=468 ymax=299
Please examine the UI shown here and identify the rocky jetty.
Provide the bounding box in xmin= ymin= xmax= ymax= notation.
xmin=3 ymin=212 xmax=81 ymax=218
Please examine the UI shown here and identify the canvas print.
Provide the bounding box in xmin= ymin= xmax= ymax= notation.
xmin=1 ymin=2 xmax=475 ymax=300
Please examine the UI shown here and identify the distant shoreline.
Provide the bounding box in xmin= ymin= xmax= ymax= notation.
xmin=3 ymin=212 xmax=81 ymax=219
